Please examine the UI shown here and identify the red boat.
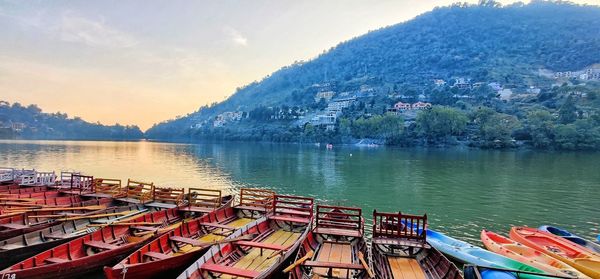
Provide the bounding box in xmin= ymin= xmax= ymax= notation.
xmin=104 ymin=189 xmax=280 ymax=279
xmin=371 ymin=210 xmax=462 ymax=279
xmin=0 ymin=206 xmax=184 ymax=279
xmin=0 ymin=203 xmax=147 ymax=269
xmin=0 ymin=186 xmax=50 ymax=195
xmin=177 ymin=194 xmax=314 ymax=279
xmin=0 ymin=197 xmax=113 ymax=240
xmin=288 ymin=205 xmax=369 ymax=279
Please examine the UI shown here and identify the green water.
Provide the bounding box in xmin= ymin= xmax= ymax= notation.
xmin=0 ymin=140 xmax=598 ymax=243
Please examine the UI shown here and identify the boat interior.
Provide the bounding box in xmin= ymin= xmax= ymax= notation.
xmin=190 ymin=194 xmax=313 ymax=278
xmin=371 ymin=211 xmax=461 ymax=279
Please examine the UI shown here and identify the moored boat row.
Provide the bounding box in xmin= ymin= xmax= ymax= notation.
xmin=1 ymin=167 xmax=599 ymax=279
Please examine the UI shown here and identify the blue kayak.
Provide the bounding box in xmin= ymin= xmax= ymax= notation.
xmin=539 ymin=225 xmax=600 ymax=254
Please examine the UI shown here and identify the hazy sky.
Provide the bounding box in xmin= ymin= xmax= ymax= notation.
xmin=1 ymin=0 xmax=598 ymax=130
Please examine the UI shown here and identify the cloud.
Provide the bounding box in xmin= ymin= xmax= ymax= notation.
xmin=59 ymin=12 xmax=137 ymax=48
xmin=224 ymin=26 xmax=248 ymax=46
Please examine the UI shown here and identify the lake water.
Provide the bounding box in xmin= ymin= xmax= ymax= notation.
xmin=0 ymin=139 xmax=598 ymax=244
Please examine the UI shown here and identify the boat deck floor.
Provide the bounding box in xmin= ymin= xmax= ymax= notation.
xmin=172 ymin=218 xmax=253 ymax=256
xmin=312 ymin=242 xmax=354 ymax=279
xmin=387 ymin=256 xmax=426 ymax=279
xmin=218 ymin=229 xmax=300 ymax=278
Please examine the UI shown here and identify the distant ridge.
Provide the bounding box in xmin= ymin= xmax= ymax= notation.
xmin=146 ymin=1 xmax=600 ymax=149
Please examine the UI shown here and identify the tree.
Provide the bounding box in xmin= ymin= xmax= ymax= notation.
xmin=416 ymin=106 xmax=468 ymax=142
xmin=558 ymin=96 xmax=577 ymax=124
xmin=526 ymin=109 xmax=555 ymax=148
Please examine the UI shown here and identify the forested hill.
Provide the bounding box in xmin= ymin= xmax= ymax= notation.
xmin=145 ymin=2 xmax=600 ymax=149
xmin=0 ymin=101 xmax=143 ymax=140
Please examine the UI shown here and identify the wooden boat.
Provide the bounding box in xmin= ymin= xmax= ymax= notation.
xmin=287 ymin=205 xmax=370 ymax=279
xmin=108 ymin=191 xmax=290 ymax=279
xmin=371 ymin=210 xmax=462 ymax=279
xmin=425 ymin=229 xmax=547 ymax=279
xmin=0 ymin=206 xmax=186 ymax=279
xmin=0 ymin=186 xmax=49 ymax=195
xmin=0 ymin=198 xmax=114 ymax=241
xmin=177 ymin=194 xmax=313 ymax=279
xmin=19 ymin=171 xmax=57 ymax=187
xmin=0 ymin=204 xmax=147 ymax=269
xmin=0 ymin=190 xmax=61 ymax=199
xmin=539 ymin=226 xmax=600 ymax=254
xmin=481 ymin=230 xmax=587 ymax=278
xmin=0 ymin=168 xmax=15 ymax=184
xmin=510 ymin=227 xmax=600 ymax=279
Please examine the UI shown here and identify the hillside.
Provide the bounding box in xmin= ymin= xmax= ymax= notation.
xmin=146 ymin=2 xmax=600 ymax=149
xmin=0 ymin=101 xmax=144 ymax=140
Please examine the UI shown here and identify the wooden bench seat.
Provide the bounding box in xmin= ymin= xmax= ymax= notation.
xmin=170 ymin=235 xmax=202 ymax=246
xmin=314 ymin=227 xmax=362 ymax=238
xmin=199 ymin=222 xmax=235 ymax=230
xmin=372 ymin=237 xmax=430 ymax=248
xmin=84 ymin=241 xmax=119 ymax=250
xmin=44 ymin=232 xmax=69 ymax=239
xmin=132 ymin=226 xmax=159 ymax=231
xmin=144 ymin=251 xmax=171 ymax=260
xmin=277 ymin=208 xmax=312 ymax=216
xmin=0 ymin=223 xmax=28 ymax=229
xmin=303 ymin=261 xmax=364 ymax=270
xmin=45 ymin=257 xmax=69 ymax=264
xmin=201 ymin=263 xmax=260 ymax=278
xmin=236 ymin=241 xmax=286 ymax=250
xmin=179 ymin=206 xmax=214 ymax=213
xmin=270 ymin=215 xmax=310 ymax=224
xmin=234 ymin=205 xmax=268 ymax=212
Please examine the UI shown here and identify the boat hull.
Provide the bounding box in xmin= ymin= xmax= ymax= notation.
xmin=510 ymin=227 xmax=600 ymax=279
xmin=539 ymin=225 xmax=600 ymax=254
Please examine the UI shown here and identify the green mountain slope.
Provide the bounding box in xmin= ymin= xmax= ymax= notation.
xmin=146 ymin=2 xmax=600 ymax=146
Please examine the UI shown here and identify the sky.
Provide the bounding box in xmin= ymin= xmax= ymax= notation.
xmin=1 ymin=0 xmax=598 ymax=130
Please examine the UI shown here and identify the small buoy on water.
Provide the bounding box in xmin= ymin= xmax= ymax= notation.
xmin=350 ymin=153 xmax=352 ymax=157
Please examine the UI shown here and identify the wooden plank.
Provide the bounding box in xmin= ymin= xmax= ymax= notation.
xmin=313 ymin=242 xmax=333 ymax=277
xmin=84 ymin=241 xmax=119 ymax=250
xmin=202 ymin=263 xmax=260 ymax=278
xmin=145 ymin=251 xmax=170 ymax=260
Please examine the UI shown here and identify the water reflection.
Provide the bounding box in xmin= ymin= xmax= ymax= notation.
xmin=0 ymin=140 xmax=598 ymax=241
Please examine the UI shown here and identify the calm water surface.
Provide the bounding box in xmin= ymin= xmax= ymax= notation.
xmin=0 ymin=139 xmax=598 ymax=244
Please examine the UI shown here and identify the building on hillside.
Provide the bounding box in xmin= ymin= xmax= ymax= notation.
xmin=498 ymin=89 xmax=513 ymax=101
xmin=433 ymin=79 xmax=446 ymax=87
xmin=554 ymin=71 xmax=573 ymax=79
xmin=314 ymin=91 xmax=335 ymax=102
xmin=526 ymin=87 xmax=541 ymax=94
xmin=411 ymin=102 xmax=432 ymax=110
xmin=488 ymin=82 xmax=502 ymax=92
xmin=310 ymin=113 xmax=337 ymax=131
xmin=471 ymin=82 xmax=486 ymax=89
xmin=11 ymin=122 xmax=25 ymax=132
xmin=453 ymin=78 xmax=471 ymax=89
xmin=393 ymin=102 xmax=412 ymax=111
xmin=326 ymin=97 xmax=355 ymax=113
xmin=213 ymin=111 xmax=244 ymax=127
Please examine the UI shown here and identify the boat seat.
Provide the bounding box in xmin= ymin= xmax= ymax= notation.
xmin=276 ymin=209 xmax=312 ymax=216
xmin=201 ymin=263 xmax=260 ymax=278
xmin=84 ymin=241 xmax=119 ymax=250
xmin=314 ymin=227 xmax=362 ymax=238
xmin=179 ymin=206 xmax=215 ymax=213
xmin=132 ymin=226 xmax=159 ymax=231
xmin=45 ymin=257 xmax=69 ymax=264
xmin=144 ymin=251 xmax=171 ymax=260
xmin=270 ymin=215 xmax=311 ymax=224
xmin=145 ymin=202 xmax=177 ymax=209
xmin=234 ymin=205 xmax=268 ymax=212
xmin=304 ymin=261 xmax=364 ymax=270
xmin=0 ymin=223 xmax=28 ymax=229
xmin=199 ymin=222 xmax=235 ymax=230
xmin=372 ymin=238 xmax=430 ymax=249
xmin=170 ymin=235 xmax=202 ymax=246
xmin=0 ymin=244 xmax=24 ymax=250
xmin=44 ymin=232 xmax=69 ymax=239
xmin=236 ymin=241 xmax=286 ymax=250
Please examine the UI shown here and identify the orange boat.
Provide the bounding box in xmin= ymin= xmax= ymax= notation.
xmin=510 ymin=227 xmax=600 ymax=279
xmin=481 ymin=230 xmax=588 ymax=278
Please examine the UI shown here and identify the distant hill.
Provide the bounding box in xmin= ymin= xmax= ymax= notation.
xmin=145 ymin=1 xmax=600 ymax=149
xmin=0 ymin=101 xmax=144 ymax=140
